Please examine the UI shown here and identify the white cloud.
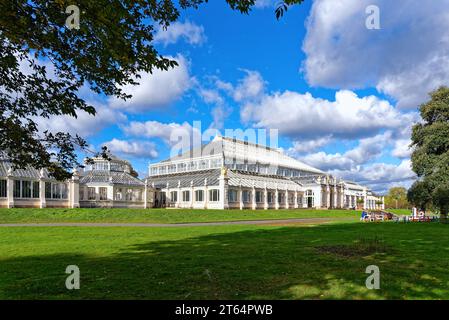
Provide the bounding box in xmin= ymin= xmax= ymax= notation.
xmin=392 ymin=139 xmax=412 ymax=159
xmin=215 ymin=79 xmax=233 ymax=92
xmin=298 ymin=132 xmax=391 ymax=171
xmin=103 ymin=139 xmax=158 ymax=159
xmin=303 ymin=0 xmax=449 ymax=109
xmin=242 ymin=89 xmax=417 ymax=140
xmin=154 ymin=20 xmax=206 ymax=46
xmin=36 ymin=103 xmax=126 ymax=137
xmin=329 ymin=160 xmax=416 ymax=193
xmin=288 ymin=136 xmax=333 ymax=154
xmin=210 ymin=104 xmax=232 ymax=130
xmin=211 ymin=70 xmax=265 ymax=103
xmin=122 ymin=120 xmax=197 ymax=145
xmin=198 ymin=88 xmax=224 ymax=105
xmin=232 ymin=70 xmax=266 ymax=102
xmin=109 ymin=55 xmax=191 ymax=113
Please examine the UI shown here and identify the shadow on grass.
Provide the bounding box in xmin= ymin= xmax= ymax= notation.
xmin=1 ymin=223 xmax=449 ymax=299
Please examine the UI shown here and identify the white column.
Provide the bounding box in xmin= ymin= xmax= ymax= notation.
xmin=177 ymin=180 xmax=181 ymax=208
xmin=70 ymin=171 xmax=80 ymax=208
xmin=314 ymin=177 xmax=321 ymax=209
xmin=333 ymin=185 xmax=337 ymax=209
xmin=294 ymin=190 xmax=298 ymax=209
xmin=381 ymin=196 xmax=385 ymax=210
xmin=251 ymin=183 xmax=256 ymax=210
xmin=264 ymin=183 xmax=268 ymax=210
xmin=218 ymin=172 xmax=229 ymax=210
xmin=239 ymin=184 xmax=243 ymax=210
xmin=144 ymin=179 xmax=148 ymax=209
xmin=39 ymin=169 xmax=46 ymax=209
xmin=284 ymin=189 xmax=289 ymax=209
xmin=190 ymin=181 xmax=194 ymax=209
xmin=7 ymin=172 xmax=14 ymax=208
xmin=340 ymin=185 xmax=345 ymax=209
xmin=275 ymin=184 xmax=279 ymax=210
xmin=326 ymin=185 xmax=330 ymax=209
xmin=204 ymin=178 xmax=208 ymax=209
xmin=363 ymin=187 xmax=368 ymax=210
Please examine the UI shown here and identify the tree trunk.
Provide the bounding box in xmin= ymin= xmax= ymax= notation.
xmin=440 ymin=209 xmax=448 ymax=224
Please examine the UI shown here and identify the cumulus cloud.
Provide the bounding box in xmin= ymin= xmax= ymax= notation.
xmin=210 ymin=70 xmax=265 ymax=103
xmin=109 ymin=55 xmax=191 ymax=113
xmin=232 ymin=70 xmax=266 ymax=102
xmin=103 ymin=139 xmax=159 ymax=159
xmin=210 ymin=104 xmax=232 ymax=130
xmin=392 ymin=139 xmax=413 ymax=159
xmin=242 ymin=89 xmax=418 ymax=140
xmin=288 ymin=136 xmax=333 ymax=154
xmin=329 ymin=160 xmax=416 ymax=193
xmin=288 ymin=129 xmax=417 ymax=193
xmin=36 ymin=103 xmax=126 ymax=137
xmin=198 ymin=88 xmax=224 ymax=105
xmin=122 ymin=120 xmax=198 ymax=146
xmin=298 ymin=132 xmax=391 ymax=171
xmin=154 ymin=20 xmax=206 ymax=46
xmin=303 ymin=0 xmax=449 ymax=109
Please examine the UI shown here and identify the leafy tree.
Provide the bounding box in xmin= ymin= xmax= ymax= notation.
xmin=407 ymin=181 xmax=432 ymax=211
xmin=3 ymin=0 xmax=303 ymax=180
xmin=384 ymin=187 xmax=409 ymax=209
xmin=409 ymin=86 xmax=449 ymax=219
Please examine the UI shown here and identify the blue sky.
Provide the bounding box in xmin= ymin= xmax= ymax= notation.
xmin=39 ymin=0 xmax=449 ymax=193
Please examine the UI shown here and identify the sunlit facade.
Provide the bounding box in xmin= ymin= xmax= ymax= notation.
xmin=0 ymin=155 xmax=152 ymax=209
xmin=0 ymin=137 xmax=384 ymax=210
xmin=148 ymin=136 xmax=384 ymax=210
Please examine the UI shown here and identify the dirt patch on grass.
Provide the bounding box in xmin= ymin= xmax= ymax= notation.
xmin=315 ymin=236 xmax=391 ymax=258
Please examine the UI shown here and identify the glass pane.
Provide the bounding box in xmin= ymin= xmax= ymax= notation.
xmin=32 ymin=181 xmax=40 ymax=198
xmin=13 ymin=180 xmax=21 ymax=198
xmin=0 ymin=180 xmax=7 ymax=198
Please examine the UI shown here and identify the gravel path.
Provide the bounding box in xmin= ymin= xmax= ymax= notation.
xmin=0 ymin=217 xmax=353 ymax=228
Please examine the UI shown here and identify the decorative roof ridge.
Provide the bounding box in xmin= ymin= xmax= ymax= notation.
xmin=146 ymin=168 xmax=221 ymax=179
xmin=229 ymin=169 xmax=297 ymax=181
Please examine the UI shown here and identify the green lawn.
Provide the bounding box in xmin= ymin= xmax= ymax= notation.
xmin=387 ymin=209 xmax=413 ymax=215
xmin=0 ymin=208 xmax=359 ymax=224
xmin=1 ymin=221 xmax=448 ymax=299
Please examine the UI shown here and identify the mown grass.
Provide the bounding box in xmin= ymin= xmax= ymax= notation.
xmin=387 ymin=209 xmax=413 ymax=215
xmin=0 ymin=222 xmax=448 ymax=299
xmin=0 ymin=208 xmax=358 ymax=224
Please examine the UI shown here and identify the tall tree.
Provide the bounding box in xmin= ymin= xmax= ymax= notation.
xmin=384 ymin=187 xmax=409 ymax=209
xmin=409 ymin=86 xmax=449 ymax=219
xmin=407 ymin=181 xmax=432 ymax=211
xmin=2 ymin=0 xmax=293 ymax=180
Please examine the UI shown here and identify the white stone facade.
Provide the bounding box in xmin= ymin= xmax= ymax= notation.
xmin=0 ymin=137 xmax=384 ymax=210
xmin=0 ymin=155 xmax=152 ymax=209
xmin=0 ymin=164 xmax=80 ymax=209
xmin=148 ymin=136 xmax=384 ymax=210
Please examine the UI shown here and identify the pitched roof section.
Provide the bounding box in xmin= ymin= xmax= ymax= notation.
xmin=79 ymin=170 xmax=144 ymax=186
xmin=147 ymin=169 xmax=302 ymax=191
xmin=147 ymin=169 xmax=221 ymax=188
xmin=159 ymin=139 xmax=223 ymax=163
xmin=0 ymin=160 xmax=56 ymax=180
xmin=157 ymin=135 xmax=324 ymax=175
xmin=220 ymin=136 xmax=324 ymax=174
xmin=227 ymin=170 xmax=302 ymax=190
